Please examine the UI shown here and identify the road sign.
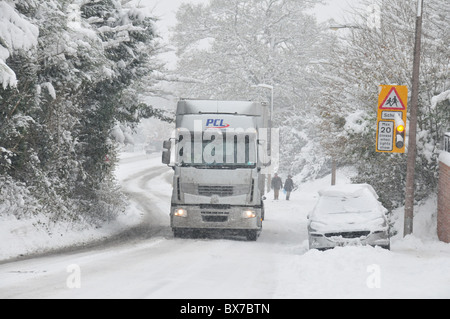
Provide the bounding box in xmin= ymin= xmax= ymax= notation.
xmin=381 ymin=111 xmax=403 ymax=120
xmin=376 ymin=85 xmax=408 ymax=153
xmin=377 ymin=121 xmax=394 ymax=151
xmin=379 ymin=86 xmax=407 ymax=110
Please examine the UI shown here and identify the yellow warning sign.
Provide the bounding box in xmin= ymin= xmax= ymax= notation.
xmin=376 ymin=85 xmax=408 ymax=153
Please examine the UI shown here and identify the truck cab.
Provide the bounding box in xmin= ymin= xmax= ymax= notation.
xmin=162 ymin=99 xmax=270 ymax=241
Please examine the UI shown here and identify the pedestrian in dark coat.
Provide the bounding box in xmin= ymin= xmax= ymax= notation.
xmin=271 ymin=173 xmax=283 ymax=200
xmin=284 ymin=175 xmax=294 ymax=200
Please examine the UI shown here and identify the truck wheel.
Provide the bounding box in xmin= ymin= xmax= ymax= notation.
xmin=246 ymin=230 xmax=258 ymax=241
xmin=173 ymin=229 xmax=182 ymax=238
xmin=173 ymin=229 xmax=189 ymax=238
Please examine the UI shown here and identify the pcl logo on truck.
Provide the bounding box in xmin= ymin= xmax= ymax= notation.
xmin=206 ymin=119 xmax=230 ymax=128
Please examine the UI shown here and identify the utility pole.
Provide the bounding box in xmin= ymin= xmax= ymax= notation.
xmin=331 ymin=158 xmax=336 ymax=186
xmin=404 ymin=0 xmax=424 ymax=236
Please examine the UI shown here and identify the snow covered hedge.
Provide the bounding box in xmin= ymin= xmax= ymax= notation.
xmin=0 ymin=0 xmax=163 ymax=229
xmin=0 ymin=176 xmax=40 ymax=218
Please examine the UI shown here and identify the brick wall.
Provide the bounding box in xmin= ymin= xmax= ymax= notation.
xmin=438 ymin=160 xmax=450 ymax=243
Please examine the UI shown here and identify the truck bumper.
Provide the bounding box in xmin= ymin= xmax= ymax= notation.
xmin=171 ymin=205 xmax=262 ymax=231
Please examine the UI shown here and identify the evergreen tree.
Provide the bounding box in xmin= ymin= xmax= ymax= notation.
xmin=0 ymin=0 xmax=163 ymax=227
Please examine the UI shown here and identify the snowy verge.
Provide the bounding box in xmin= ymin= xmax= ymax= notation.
xmin=440 ymin=151 xmax=450 ymax=167
xmin=0 ymin=200 xmax=143 ymax=262
xmin=0 ymin=152 xmax=154 ymax=262
xmin=391 ymin=194 xmax=439 ymax=241
xmin=267 ymin=170 xmax=450 ymax=299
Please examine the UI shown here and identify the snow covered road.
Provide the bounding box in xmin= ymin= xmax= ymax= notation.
xmin=1 ymin=153 xmax=449 ymax=299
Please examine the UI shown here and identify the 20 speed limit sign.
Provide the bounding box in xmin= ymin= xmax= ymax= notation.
xmin=377 ymin=121 xmax=394 ymax=152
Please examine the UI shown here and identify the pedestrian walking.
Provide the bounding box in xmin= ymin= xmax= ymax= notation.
xmin=284 ymin=175 xmax=294 ymax=200
xmin=271 ymin=173 xmax=283 ymax=200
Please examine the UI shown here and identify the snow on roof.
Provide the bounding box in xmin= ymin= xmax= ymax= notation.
xmin=440 ymin=151 xmax=450 ymax=167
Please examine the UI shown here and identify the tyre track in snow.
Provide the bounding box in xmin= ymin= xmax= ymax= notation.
xmin=0 ymin=154 xmax=283 ymax=298
xmin=120 ymin=164 xmax=173 ymax=240
xmin=0 ymin=158 xmax=173 ymax=265
xmin=118 ymin=158 xmax=280 ymax=298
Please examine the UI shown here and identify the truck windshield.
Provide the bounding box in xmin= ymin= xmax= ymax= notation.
xmin=176 ymin=131 xmax=257 ymax=169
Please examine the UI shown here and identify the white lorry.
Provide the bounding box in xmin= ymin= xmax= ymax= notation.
xmin=162 ymin=99 xmax=271 ymax=241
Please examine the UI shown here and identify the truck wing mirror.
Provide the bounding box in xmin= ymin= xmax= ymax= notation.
xmin=162 ymin=150 xmax=171 ymax=165
xmin=163 ymin=140 xmax=172 ymax=150
xmin=162 ymin=139 xmax=172 ymax=165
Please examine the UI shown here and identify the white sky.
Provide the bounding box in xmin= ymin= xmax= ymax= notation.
xmin=137 ymin=0 xmax=363 ymax=68
xmin=313 ymin=0 xmax=364 ymax=23
xmin=140 ymin=0 xmax=363 ymax=35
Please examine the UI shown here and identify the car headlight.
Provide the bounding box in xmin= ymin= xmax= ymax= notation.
xmin=174 ymin=208 xmax=188 ymax=218
xmin=243 ymin=210 xmax=256 ymax=219
xmin=368 ymin=217 xmax=388 ymax=228
xmin=309 ymin=221 xmax=326 ymax=232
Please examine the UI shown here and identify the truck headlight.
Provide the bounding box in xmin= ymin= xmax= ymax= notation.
xmin=243 ymin=210 xmax=256 ymax=218
xmin=174 ymin=208 xmax=188 ymax=218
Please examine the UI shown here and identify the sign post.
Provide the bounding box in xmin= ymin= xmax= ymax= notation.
xmin=404 ymin=0 xmax=425 ymax=237
xmin=376 ymin=85 xmax=408 ymax=153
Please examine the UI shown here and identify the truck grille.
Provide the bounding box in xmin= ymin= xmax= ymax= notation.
xmin=325 ymin=231 xmax=371 ymax=239
xmin=198 ymin=185 xmax=234 ymax=197
xmin=201 ymin=211 xmax=229 ymax=222
xmin=200 ymin=204 xmax=232 ymax=210
xmin=181 ymin=184 xmax=250 ymax=197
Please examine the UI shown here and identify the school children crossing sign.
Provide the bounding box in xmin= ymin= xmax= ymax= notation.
xmin=376 ymin=85 xmax=408 ymax=153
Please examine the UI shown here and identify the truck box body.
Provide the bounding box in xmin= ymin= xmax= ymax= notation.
xmin=163 ymin=99 xmax=270 ymax=240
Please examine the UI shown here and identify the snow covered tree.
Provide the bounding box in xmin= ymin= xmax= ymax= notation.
xmin=0 ymin=0 xmax=164 ymax=226
xmin=0 ymin=0 xmax=38 ymax=89
xmin=75 ymin=0 xmax=160 ymax=215
xmin=319 ymin=0 xmax=449 ymax=209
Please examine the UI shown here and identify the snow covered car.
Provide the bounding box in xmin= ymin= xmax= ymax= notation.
xmin=308 ymin=184 xmax=390 ymax=250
